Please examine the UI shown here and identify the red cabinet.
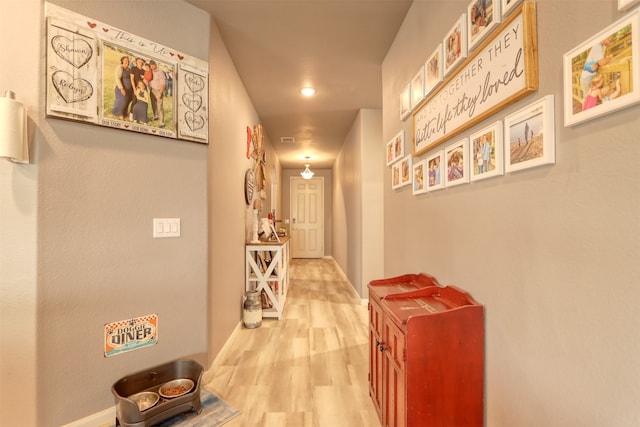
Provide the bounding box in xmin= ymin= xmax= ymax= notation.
xmin=368 ymin=273 xmax=440 ymax=425
xmin=368 ymin=274 xmax=484 ymax=427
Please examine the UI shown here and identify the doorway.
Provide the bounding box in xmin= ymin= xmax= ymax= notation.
xmin=290 ymin=177 xmax=324 ymax=258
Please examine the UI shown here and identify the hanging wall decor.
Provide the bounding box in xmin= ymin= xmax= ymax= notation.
xmin=412 ymin=159 xmax=428 ymax=195
xmin=562 ymin=8 xmax=639 ymax=127
xmin=425 ymin=44 xmax=444 ymax=98
xmin=444 ymin=138 xmax=470 ymax=188
xmin=104 ymin=314 xmax=158 ymax=357
xmin=413 ymin=1 xmax=538 ymax=157
xmin=251 ymin=124 xmax=267 ymax=196
xmin=426 ymin=150 xmax=446 ymax=192
xmin=386 ymin=129 xmax=405 ymax=166
xmin=392 ymin=155 xmax=412 ymax=190
xmin=411 ymin=66 xmax=426 ymax=111
xmin=504 ymin=95 xmax=555 ymax=173
xmin=44 ymin=3 xmax=209 ymax=144
xmin=400 ymin=83 xmax=411 ymax=121
xmin=443 ymin=13 xmax=468 ymax=77
xmin=467 ymin=0 xmax=502 ymax=52
xmin=469 ymin=120 xmax=504 ymax=182
xmin=618 ymin=0 xmax=640 ymax=11
xmin=501 ymin=0 xmax=524 ymax=19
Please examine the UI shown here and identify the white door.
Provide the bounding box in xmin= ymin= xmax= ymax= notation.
xmin=290 ymin=177 xmax=324 ymax=258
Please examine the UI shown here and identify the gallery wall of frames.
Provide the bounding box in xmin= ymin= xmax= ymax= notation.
xmin=45 ymin=2 xmax=209 ymax=144
xmin=390 ymin=0 xmax=640 ymax=195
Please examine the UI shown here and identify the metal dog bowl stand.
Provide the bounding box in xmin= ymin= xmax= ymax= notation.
xmin=111 ymin=359 xmax=203 ymax=427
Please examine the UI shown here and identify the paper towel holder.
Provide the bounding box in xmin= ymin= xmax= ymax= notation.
xmin=0 ymin=90 xmax=29 ymax=164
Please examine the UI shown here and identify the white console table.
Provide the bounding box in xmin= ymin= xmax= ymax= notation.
xmin=245 ymin=237 xmax=289 ymax=319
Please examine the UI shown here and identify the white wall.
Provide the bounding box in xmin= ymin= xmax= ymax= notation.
xmin=383 ymin=1 xmax=640 ymax=426
xmin=0 ymin=2 xmax=39 ymax=425
xmin=333 ymin=115 xmax=361 ymax=288
xmin=333 ymin=109 xmax=384 ymax=297
xmin=207 ymin=16 xmax=280 ymax=359
xmin=359 ymin=109 xmax=384 ymax=299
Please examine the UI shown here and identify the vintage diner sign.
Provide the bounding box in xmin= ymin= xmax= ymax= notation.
xmin=413 ymin=2 xmax=538 ymax=156
xmin=104 ymin=314 xmax=158 ymax=357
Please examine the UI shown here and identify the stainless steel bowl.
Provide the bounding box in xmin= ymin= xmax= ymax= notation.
xmin=128 ymin=391 xmax=159 ymax=412
xmin=158 ymin=378 xmax=194 ymax=399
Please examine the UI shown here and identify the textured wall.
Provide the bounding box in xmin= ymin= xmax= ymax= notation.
xmin=206 ymin=16 xmax=278 ymax=362
xmin=383 ymin=1 xmax=640 ymax=426
xmin=1 ymin=0 xmax=210 ymax=425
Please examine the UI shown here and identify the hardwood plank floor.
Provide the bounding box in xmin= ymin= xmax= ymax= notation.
xmin=204 ymin=258 xmax=381 ymax=427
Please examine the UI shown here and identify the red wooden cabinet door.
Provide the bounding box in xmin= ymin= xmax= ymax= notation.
xmin=382 ymin=317 xmax=406 ymax=427
xmin=369 ymin=298 xmax=384 ymax=416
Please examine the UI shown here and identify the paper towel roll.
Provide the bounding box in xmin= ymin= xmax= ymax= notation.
xmin=0 ymin=95 xmax=29 ymax=163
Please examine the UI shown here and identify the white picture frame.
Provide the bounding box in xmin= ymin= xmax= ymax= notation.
xmin=444 ymin=138 xmax=469 ymax=187
xmin=562 ymin=8 xmax=640 ymax=127
xmin=426 ymin=150 xmax=445 ymax=192
xmin=468 ymin=0 xmax=501 ymax=51
xmin=470 ymin=121 xmax=504 ymax=182
xmin=400 ymin=83 xmax=411 ymax=121
xmin=501 ymin=0 xmax=524 ymax=19
xmin=425 ymin=44 xmax=443 ymax=97
xmin=386 ymin=130 xmax=405 ymax=166
xmin=504 ymin=95 xmax=555 ymax=173
xmin=443 ymin=13 xmax=468 ymax=76
xmin=411 ymin=66 xmax=426 ymax=110
xmin=412 ymin=159 xmax=428 ymax=195
xmin=391 ymin=154 xmax=412 ymax=189
xmin=619 ymin=0 xmax=640 ymax=11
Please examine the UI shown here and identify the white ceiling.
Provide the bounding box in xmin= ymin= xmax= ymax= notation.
xmin=186 ymin=0 xmax=412 ymax=169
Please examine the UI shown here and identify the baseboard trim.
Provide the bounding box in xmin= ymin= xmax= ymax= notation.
xmin=62 ymin=406 xmax=115 ymax=427
xmin=321 ymin=256 xmax=363 ymax=300
xmin=202 ymin=321 xmax=243 ymax=383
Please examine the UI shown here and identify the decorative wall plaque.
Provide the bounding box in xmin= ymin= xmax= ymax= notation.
xmin=413 ymin=1 xmax=538 ymax=156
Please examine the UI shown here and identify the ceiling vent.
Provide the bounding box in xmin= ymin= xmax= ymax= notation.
xmin=280 ymin=136 xmax=296 ymax=144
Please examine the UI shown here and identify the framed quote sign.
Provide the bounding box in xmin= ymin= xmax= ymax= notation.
xmin=413 ymin=1 xmax=538 ymax=157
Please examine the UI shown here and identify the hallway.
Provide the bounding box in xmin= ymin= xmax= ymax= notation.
xmin=203 ymin=258 xmax=380 ymax=427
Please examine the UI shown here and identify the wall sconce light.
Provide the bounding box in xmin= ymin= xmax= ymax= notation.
xmin=300 ymin=156 xmax=314 ymax=180
xmin=0 ymin=91 xmax=29 ymax=164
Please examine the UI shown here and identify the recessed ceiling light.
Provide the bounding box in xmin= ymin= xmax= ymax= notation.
xmin=300 ymin=87 xmax=315 ymax=97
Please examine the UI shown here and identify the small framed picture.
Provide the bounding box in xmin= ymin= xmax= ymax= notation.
xmin=391 ymin=154 xmax=412 ymax=189
xmin=501 ymin=0 xmax=524 ymax=19
xmin=619 ymin=0 xmax=640 ymax=11
xmin=425 ymin=44 xmax=443 ymax=97
xmin=563 ymin=8 xmax=640 ymax=126
xmin=411 ymin=66 xmax=426 ymax=110
xmin=470 ymin=121 xmax=503 ymax=181
xmin=443 ymin=14 xmax=468 ymax=76
xmin=386 ymin=130 xmax=405 ymax=166
xmin=444 ymin=138 xmax=469 ymax=187
xmin=400 ymin=83 xmax=411 ymax=121
xmin=468 ymin=0 xmax=501 ymax=51
xmin=504 ymin=95 xmax=555 ymax=173
xmin=412 ymin=159 xmax=428 ymax=195
xmin=426 ymin=150 xmax=445 ymax=192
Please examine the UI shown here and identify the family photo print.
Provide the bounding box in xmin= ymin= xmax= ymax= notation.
xmin=504 ymin=95 xmax=555 ymax=173
xmin=563 ymin=8 xmax=640 ymax=126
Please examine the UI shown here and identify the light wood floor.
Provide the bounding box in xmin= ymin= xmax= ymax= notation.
xmin=203 ymin=258 xmax=381 ymax=427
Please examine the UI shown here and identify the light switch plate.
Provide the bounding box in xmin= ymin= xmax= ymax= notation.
xmin=153 ymin=218 xmax=180 ymax=238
